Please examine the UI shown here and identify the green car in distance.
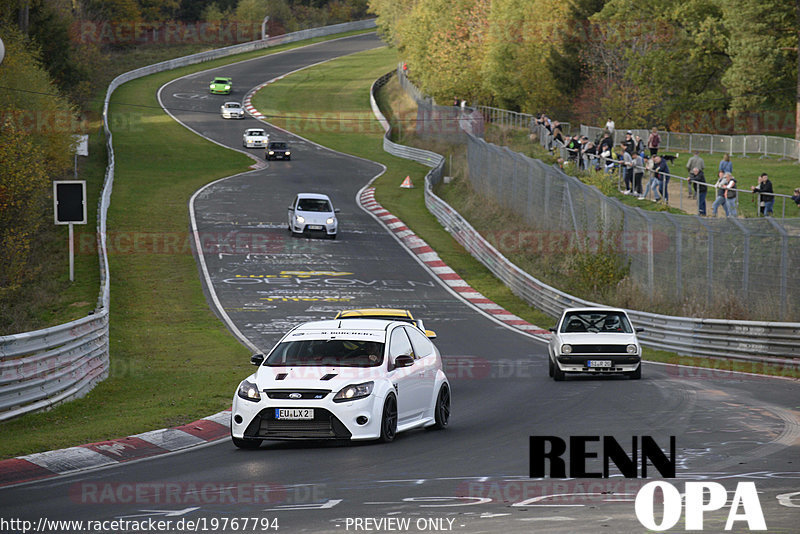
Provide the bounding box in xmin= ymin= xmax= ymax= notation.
xmin=209 ymin=76 xmax=232 ymax=95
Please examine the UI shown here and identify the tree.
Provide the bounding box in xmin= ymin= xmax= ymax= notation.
xmin=721 ymin=0 xmax=796 ymax=116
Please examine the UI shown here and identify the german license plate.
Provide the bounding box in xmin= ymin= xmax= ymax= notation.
xmin=308 ymin=225 xmax=323 ymax=230
xmin=587 ymin=360 xmax=612 ymax=368
xmin=275 ymin=408 xmax=313 ymax=420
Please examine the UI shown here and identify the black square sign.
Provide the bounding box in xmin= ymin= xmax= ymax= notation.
xmin=53 ymin=181 xmax=87 ymax=224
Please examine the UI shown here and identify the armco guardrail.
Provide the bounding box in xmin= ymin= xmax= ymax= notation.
xmin=0 ymin=19 xmax=377 ymax=422
xmin=374 ymin=69 xmax=800 ymax=369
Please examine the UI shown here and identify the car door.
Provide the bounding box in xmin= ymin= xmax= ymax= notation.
xmin=404 ymin=326 xmax=437 ymax=409
xmin=287 ymin=196 xmax=297 ymax=229
xmin=387 ymin=326 xmax=426 ymax=425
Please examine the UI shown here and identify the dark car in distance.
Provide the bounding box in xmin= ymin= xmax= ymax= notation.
xmin=266 ymin=141 xmax=291 ymax=161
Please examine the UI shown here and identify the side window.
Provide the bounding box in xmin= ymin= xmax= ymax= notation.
xmin=388 ymin=328 xmax=414 ymax=359
xmin=405 ymin=327 xmax=434 ymax=359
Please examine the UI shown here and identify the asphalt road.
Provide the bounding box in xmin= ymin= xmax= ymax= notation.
xmin=1 ymin=33 xmax=798 ymax=534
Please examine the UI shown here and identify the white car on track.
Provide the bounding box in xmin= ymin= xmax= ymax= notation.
xmin=242 ymin=128 xmax=269 ymax=148
xmin=230 ymin=319 xmax=451 ymax=448
xmin=287 ymin=192 xmax=338 ymax=239
xmin=548 ymin=307 xmax=643 ymax=380
xmin=220 ymin=102 xmax=244 ymax=119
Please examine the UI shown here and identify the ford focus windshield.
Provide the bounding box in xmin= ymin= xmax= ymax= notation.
xmin=265 ymin=339 xmax=385 ymax=367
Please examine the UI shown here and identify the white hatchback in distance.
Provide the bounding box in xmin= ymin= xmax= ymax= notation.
xmin=230 ymin=319 xmax=451 ymax=448
xmin=548 ymin=307 xmax=643 ymax=380
xmin=242 ymin=128 xmax=269 ymax=148
xmin=287 ymin=193 xmax=338 ymax=239
xmin=220 ymin=102 xmax=244 ymax=119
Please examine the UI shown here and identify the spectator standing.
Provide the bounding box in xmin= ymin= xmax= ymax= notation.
xmin=686 ymin=151 xmax=705 ymax=199
xmin=605 ymin=117 xmax=615 ymax=134
xmin=653 ymin=155 xmax=670 ymax=203
xmin=598 ymin=131 xmax=614 ymax=155
xmin=623 ymin=130 xmax=635 ymax=154
xmin=712 ymin=171 xmax=729 ymax=217
xmin=719 ymin=153 xmax=732 ymax=175
xmin=565 ymin=135 xmax=580 ymax=163
xmin=751 ymin=173 xmax=774 ymax=216
xmin=725 ymin=173 xmax=738 ymax=217
xmin=647 ymin=127 xmax=661 ymax=156
xmin=621 ymin=144 xmax=634 ymax=193
xmin=792 ymin=187 xmax=800 ymax=207
xmin=640 ymin=156 xmax=662 ymax=201
xmin=635 ymin=135 xmax=646 ymax=156
xmin=632 ymin=152 xmax=644 ymax=196
xmin=689 ymin=167 xmax=707 ymax=216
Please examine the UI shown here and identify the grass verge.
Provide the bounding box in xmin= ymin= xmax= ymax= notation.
xmin=0 ymin=29 xmax=376 ymax=460
xmin=253 ymin=51 xmax=799 ymax=380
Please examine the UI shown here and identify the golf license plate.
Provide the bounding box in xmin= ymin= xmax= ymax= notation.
xmin=587 ymin=360 xmax=612 ymax=368
xmin=275 ymin=408 xmax=314 ymax=420
xmin=308 ymin=225 xmax=323 ymax=230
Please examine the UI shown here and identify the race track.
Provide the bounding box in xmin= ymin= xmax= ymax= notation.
xmin=1 ymin=33 xmax=798 ymax=534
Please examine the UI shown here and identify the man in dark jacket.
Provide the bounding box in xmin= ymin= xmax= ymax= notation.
xmin=653 ymin=155 xmax=670 ymax=203
xmin=750 ymin=173 xmax=774 ymax=216
xmin=689 ymin=167 xmax=707 ymax=215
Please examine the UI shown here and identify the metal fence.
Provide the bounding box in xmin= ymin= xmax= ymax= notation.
xmin=382 ymin=68 xmax=800 ymax=365
xmin=0 ymin=19 xmax=378 ymax=422
xmin=581 ymin=125 xmax=800 ymax=160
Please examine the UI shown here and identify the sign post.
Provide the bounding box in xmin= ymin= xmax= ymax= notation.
xmin=53 ymin=181 xmax=87 ymax=282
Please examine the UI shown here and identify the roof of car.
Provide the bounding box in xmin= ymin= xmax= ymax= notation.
xmin=213 ymin=77 xmax=231 ymax=81
xmin=562 ymin=307 xmax=628 ymax=314
xmin=335 ymin=308 xmax=414 ymax=320
xmin=287 ymin=319 xmax=407 ymax=339
xmin=224 ymin=102 xmax=240 ymax=106
xmin=245 ymin=129 xmax=265 ymax=134
xmin=296 ymin=192 xmax=332 ymax=200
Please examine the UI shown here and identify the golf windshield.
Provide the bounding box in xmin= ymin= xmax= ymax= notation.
xmin=265 ymin=339 xmax=385 ymax=367
xmin=560 ymin=311 xmax=633 ymax=333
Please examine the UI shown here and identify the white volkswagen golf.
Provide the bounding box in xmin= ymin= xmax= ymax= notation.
xmin=231 ymin=319 xmax=451 ymax=448
xmin=548 ymin=307 xmax=643 ymax=380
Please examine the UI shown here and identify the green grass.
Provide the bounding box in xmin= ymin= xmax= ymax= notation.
xmin=0 ymin=30 xmax=376 ymax=460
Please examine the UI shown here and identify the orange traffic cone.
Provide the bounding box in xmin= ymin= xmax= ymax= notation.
xmin=400 ymin=176 xmax=414 ymax=188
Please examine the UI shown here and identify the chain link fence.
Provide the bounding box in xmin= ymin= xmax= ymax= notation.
xmin=396 ymin=68 xmax=800 ymax=321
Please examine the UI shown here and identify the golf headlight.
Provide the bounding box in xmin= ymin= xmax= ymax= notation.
xmin=333 ymin=381 xmax=373 ymax=403
xmin=295 ymin=215 xmax=305 ymax=224
xmin=326 ymin=217 xmax=335 ymax=225
xmin=561 ymin=344 xmax=572 ymax=354
xmin=268 ymin=151 xmax=275 ymax=155
xmin=224 ymin=85 xmax=230 ymax=89
xmin=285 ymin=151 xmax=291 ymax=155
xmin=627 ymin=344 xmax=638 ymax=354
xmin=237 ymin=380 xmax=261 ymax=402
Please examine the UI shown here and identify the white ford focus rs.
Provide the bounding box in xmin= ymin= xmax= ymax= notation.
xmin=230 ymin=319 xmax=451 ymax=448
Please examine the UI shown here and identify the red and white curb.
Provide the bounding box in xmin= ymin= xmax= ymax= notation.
xmin=0 ymin=410 xmax=231 ymax=487
xmin=359 ymin=188 xmax=550 ymax=338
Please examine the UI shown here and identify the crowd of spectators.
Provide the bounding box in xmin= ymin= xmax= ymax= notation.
xmin=532 ymin=114 xmax=800 ymax=218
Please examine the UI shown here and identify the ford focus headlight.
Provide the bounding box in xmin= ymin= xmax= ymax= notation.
xmin=333 ymin=381 xmax=373 ymax=403
xmin=237 ymin=379 xmax=261 ymax=402
xmin=326 ymin=217 xmax=335 ymax=225
xmin=561 ymin=344 xmax=572 ymax=354
xmin=295 ymin=215 xmax=305 ymax=224
xmin=627 ymin=344 xmax=638 ymax=354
